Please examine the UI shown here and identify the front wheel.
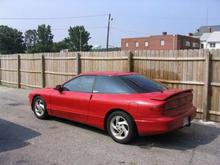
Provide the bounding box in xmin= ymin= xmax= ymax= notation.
xmin=32 ymin=96 xmax=48 ymax=119
xmin=107 ymin=111 xmax=136 ymax=144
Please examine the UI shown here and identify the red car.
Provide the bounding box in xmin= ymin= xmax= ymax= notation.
xmin=29 ymin=72 xmax=196 ymax=144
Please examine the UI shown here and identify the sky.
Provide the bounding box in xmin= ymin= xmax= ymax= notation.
xmin=0 ymin=0 xmax=220 ymax=47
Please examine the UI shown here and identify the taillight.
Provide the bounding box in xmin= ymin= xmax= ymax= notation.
xmin=139 ymin=103 xmax=164 ymax=117
xmin=164 ymin=101 xmax=178 ymax=110
xmin=187 ymin=95 xmax=193 ymax=102
xmin=164 ymin=96 xmax=192 ymax=110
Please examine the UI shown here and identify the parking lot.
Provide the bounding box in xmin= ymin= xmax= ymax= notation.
xmin=0 ymin=86 xmax=220 ymax=165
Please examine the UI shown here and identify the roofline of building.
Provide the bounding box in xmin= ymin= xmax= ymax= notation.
xmin=121 ymin=34 xmax=198 ymax=41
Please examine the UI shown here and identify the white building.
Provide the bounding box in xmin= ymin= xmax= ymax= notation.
xmin=200 ymin=31 xmax=220 ymax=49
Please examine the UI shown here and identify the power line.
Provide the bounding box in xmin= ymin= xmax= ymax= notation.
xmin=52 ymin=26 xmax=107 ymax=31
xmin=17 ymin=26 xmax=107 ymax=32
xmin=0 ymin=14 xmax=108 ymax=20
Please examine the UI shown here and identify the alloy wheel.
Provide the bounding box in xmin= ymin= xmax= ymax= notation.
xmin=110 ymin=115 xmax=129 ymax=140
xmin=34 ymin=99 xmax=45 ymax=117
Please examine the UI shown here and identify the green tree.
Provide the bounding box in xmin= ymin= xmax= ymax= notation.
xmin=52 ymin=41 xmax=68 ymax=52
xmin=32 ymin=24 xmax=53 ymax=53
xmin=65 ymin=26 xmax=92 ymax=51
xmin=0 ymin=25 xmax=25 ymax=54
xmin=24 ymin=29 xmax=38 ymax=52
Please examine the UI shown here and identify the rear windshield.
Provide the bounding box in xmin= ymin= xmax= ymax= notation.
xmin=119 ymin=74 xmax=167 ymax=93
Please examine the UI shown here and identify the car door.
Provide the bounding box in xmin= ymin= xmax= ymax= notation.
xmin=88 ymin=76 xmax=134 ymax=128
xmin=49 ymin=75 xmax=95 ymax=124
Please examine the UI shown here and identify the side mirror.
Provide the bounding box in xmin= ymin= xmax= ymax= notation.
xmin=55 ymin=85 xmax=63 ymax=93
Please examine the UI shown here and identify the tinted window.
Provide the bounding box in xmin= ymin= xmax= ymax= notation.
xmin=63 ymin=76 xmax=95 ymax=92
xmin=94 ymin=76 xmax=134 ymax=94
xmin=120 ymin=74 xmax=167 ymax=93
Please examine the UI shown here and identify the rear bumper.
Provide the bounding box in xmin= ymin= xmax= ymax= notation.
xmin=136 ymin=106 xmax=196 ymax=136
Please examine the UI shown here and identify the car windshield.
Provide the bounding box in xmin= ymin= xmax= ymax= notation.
xmin=119 ymin=74 xmax=168 ymax=93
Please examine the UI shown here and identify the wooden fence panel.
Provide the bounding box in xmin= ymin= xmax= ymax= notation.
xmin=0 ymin=49 xmax=220 ymax=121
xmin=44 ymin=52 xmax=77 ymax=87
xmin=0 ymin=54 xmax=18 ymax=87
xmin=20 ymin=54 xmax=42 ymax=88
xmin=210 ymin=49 xmax=220 ymax=121
xmin=133 ymin=49 xmax=207 ymax=118
xmin=80 ymin=51 xmax=129 ymax=72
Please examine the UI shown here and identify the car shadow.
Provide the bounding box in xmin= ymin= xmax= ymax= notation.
xmin=49 ymin=117 xmax=220 ymax=150
xmin=132 ymin=122 xmax=220 ymax=150
xmin=49 ymin=116 xmax=107 ymax=135
xmin=0 ymin=118 xmax=41 ymax=153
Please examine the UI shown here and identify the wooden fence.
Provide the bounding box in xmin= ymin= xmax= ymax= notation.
xmin=0 ymin=49 xmax=220 ymax=122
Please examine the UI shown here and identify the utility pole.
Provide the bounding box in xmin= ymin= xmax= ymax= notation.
xmin=106 ymin=13 xmax=113 ymax=51
xmin=79 ymin=29 xmax=82 ymax=52
xmin=206 ymin=0 xmax=209 ymax=26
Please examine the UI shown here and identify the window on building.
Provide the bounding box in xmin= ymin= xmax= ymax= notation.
xmin=160 ymin=40 xmax=165 ymax=46
xmin=135 ymin=42 xmax=139 ymax=47
xmin=125 ymin=42 xmax=129 ymax=47
xmin=210 ymin=43 xmax=216 ymax=48
xmin=185 ymin=41 xmax=191 ymax=47
xmin=201 ymin=44 xmax=204 ymax=48
xmin=145 ymin=41 xmax=149 ymax=47
xmin=193 ymin=42 xmax=199 ymax=48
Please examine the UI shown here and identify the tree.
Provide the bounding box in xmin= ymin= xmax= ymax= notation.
xmin=32 ymin=24 xmax=53 ymax=53
xmin=52 ymin=41 xmax=68 ymax=52
xmin=0 ymin=25 xmax=25 ymax=54
xmin=65 ymin=26 xmax=92 ymax=51
xmin=24 ymin=29 xmax=38 ymax=52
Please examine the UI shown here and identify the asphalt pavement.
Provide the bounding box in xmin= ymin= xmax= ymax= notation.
xmin=0 ymin=85 xmax=220 ymax=165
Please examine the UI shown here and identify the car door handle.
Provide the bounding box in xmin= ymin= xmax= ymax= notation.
xmin=93 ymin=90 xmax=99 ymax=93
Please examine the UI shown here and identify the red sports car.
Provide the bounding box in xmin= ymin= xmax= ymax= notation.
xmin=28 ymin=72 xmax=196 ymax=143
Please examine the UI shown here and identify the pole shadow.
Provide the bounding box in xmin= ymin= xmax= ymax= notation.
xmin=0 ymin=118 xmax=41 ymax=153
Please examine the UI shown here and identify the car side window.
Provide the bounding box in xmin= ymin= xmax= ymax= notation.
xmin=93 ymin=76 xmax=134 ymax=94
xmin=63 ymin=76 xmax=95 ymax=93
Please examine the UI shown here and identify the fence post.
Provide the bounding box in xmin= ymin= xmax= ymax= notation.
xmin=17 ymin=54 xmax=21 ymax=88
xmin=203 ymin=51 xmax=212 ymax=121
xmin=41 ymin=55 xmax=45 ymax=88
xmin=128 ymin=51 xmax=134 ymax=72
xmin=76 ymin=53 xmax=81 ymax=75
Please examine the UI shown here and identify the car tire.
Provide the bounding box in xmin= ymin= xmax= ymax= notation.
xmin=107 ymin=111 xmax=136 ymax=144
xmin=32 ymin=96 xmax=48 ymax=119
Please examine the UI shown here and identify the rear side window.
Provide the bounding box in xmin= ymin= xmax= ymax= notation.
xmin=120 ymin=74 xmax=167 ymax=93
xmin=93 ymin=76 xmax=134 ymax=94
xmin=63 ymin=76 xmax=95 ymax=93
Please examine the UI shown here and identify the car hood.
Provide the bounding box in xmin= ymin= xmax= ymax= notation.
xmin=29 ymin=87 xmax=54 ymax=96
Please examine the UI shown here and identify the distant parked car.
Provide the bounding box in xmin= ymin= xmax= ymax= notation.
xmin=28 ymin=72 xmax=196 ymax=144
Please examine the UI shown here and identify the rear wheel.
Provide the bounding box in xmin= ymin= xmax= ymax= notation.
xmin=32 ymin=96 xmax=48 ymax=119
xmin=107 ymin=111 xmax=136 ymax=144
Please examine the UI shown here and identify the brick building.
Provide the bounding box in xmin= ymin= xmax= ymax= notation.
xmin=121 ymin=33 xmax=200 ymax=51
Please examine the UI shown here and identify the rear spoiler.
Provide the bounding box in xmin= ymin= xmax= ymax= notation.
xmin=150 ymin=89 xmax=193 ymax=101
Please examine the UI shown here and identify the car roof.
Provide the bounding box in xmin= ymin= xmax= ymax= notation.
xmin=79 ymin=71 xmax=137 ymax=76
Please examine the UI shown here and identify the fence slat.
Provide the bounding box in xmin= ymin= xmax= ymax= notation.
xmin=17 ymin=55 xmax=21 ymax=88
xmin=128 ymin=52 xmax=133 ymax=72
xmin=41 ymin=55 xmax=45 ymax=88
xmin=203 ymin=51 xmax=212 ymax=121
xmin=133 ymin=57 xmax=205 ymax=61
xmin=76 ymin=53 xmax=81 ymax=75
xmin=155 ymin=79 xmax=204 ymax=85
xmin=45 ymin=71 xmax=76 ymax=76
